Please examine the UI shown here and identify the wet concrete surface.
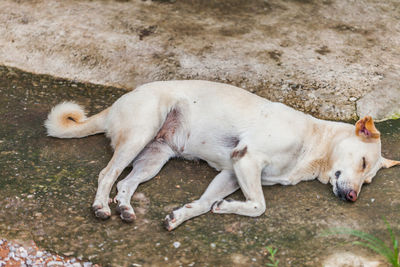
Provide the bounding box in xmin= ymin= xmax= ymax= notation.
xmin=0 ymin=65 xmax=399 ymax=266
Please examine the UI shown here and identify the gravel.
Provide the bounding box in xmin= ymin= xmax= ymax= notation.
xmin=0 ymin=239 xmax=99 ymax=267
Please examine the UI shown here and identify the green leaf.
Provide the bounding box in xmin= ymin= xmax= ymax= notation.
xmin=325 ymin=228 xmax=390 ymax=252
xmin=352 ymin=241 xmax=392 ymax=261
xmin=383 ymin=217 xmax=400 ymax=267
xmin=325 ymin=218 xmax=400 ymax=267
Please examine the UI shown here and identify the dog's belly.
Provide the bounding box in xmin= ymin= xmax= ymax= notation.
xmin=260 ymin=159 xmax=297 ymax=185
xmin=182 ymin=138 xmax=235 ymax=171
xmin=261 ymin=174 xmax=294 ymax=185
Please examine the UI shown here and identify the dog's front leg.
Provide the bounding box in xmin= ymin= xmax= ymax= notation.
xmin=164 ymin=170 xmax=239 ymax=231
xmin=212 ymin=146 xmax=266 ymax=217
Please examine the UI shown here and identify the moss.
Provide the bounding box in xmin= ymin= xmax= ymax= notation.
xmin=388 ymin=113 xmax=400 ymax=120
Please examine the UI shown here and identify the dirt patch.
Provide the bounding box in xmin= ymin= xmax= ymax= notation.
xmin=138 ymin=25 xmax=157 ymax=40
xmin=315 ymin=46 xmax=331 ymax=55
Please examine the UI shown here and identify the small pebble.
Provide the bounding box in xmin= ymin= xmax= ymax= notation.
xmin=210 ymin=243 xmax=216 ymax=248
xmin=371 ymin=198 xmax=375 ymax=202
xmin=47 ymin=261 xmax=64 ymax=266
xmin=173 ymin=241 xmax=181 ymax=248
xmin=18 ymin=247 xmax=28 ymax=258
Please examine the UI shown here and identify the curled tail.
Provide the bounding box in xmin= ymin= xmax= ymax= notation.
xmin=44 ymin=101 xmax=109 ymax=138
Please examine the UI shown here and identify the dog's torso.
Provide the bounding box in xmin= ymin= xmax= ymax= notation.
xmin=106 ymin=80 xmax=352 ymax=186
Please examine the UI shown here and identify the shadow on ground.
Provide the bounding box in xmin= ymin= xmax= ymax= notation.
xmin=0 ymin=66 xmax=399 ymax=266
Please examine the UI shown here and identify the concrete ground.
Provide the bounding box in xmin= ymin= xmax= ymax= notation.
xmin=1 ymin=65 xmax=399 ymax=266
xmin=0 ymin=0 xmax=400 ymax=121
xmin=1 ymin=0 xmax=400 ymax=266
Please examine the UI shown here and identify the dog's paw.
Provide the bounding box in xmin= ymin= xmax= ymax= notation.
xmin=211 ymin=199 xmax=231 ymax=213
xmin=93 ymin=205 xmax=111 ymax=220
xmin=164 ymin=211 xmax=178 ymax=231
xmin=116 ymin=204 xmax=136 ymax=222
xmin=92 ymin=202 xmax=111 ymax=220
xmin=114 ymin=196 xmax=136 ymax=222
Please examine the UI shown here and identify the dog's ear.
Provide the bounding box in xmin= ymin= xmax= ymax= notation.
xmin=381 ymin=157 xmax=400 ymax=168
xmin=355 ymin=116 xmax=380 ymax=140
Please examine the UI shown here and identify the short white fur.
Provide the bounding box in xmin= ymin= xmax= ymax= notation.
xmin=45 ymin=80 xmax=400 ymax=230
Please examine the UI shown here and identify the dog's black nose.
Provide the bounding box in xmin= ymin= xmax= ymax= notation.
xmin=346 ymin=190 xmax=357 ymax=202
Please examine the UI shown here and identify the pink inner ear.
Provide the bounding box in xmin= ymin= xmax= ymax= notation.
xmin=360 ymin=127 xmax=371 ymax=137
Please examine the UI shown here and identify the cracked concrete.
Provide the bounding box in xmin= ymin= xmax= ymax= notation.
xmin=0 ymin=0 xmax=400 ymax=120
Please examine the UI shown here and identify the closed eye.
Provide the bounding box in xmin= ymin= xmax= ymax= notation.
xmin=362 ymin=157 xmax=367 ymax=170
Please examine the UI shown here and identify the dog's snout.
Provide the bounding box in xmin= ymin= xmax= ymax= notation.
xmin=346 ymin=190 xmax=357 ymax=202
xmin=336 ymin=186 xmax=358 ymax=202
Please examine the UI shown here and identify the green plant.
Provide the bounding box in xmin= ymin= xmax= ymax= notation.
xmin=324 ymin=218 xmax=399 ymax=267
xmin=265 ymin=246 xmax=279 ymax=267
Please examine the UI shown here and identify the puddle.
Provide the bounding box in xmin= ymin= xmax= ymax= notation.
xmin=0 ymin=65 xmax=399 ymax=266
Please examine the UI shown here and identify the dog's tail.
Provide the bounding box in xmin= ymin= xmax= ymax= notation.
xmin=44 ymin=101 xmax=109 ymax=138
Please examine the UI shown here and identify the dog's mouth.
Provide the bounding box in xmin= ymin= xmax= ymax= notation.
xmin=331 ymin=178 xmax=358 ymax=202
xmin=336 ymin=185 xmax=348 ymax=201
xmin=332 ymin=179 xmax=344 ymax=200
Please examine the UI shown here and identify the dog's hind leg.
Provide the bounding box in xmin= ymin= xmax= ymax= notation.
xmin=211 ymin=146 xmax=266 ymax=217
xmin=92 ymin=129 xmax=159 ymax=219
xmin=164 ymin=170 xmax=239 ymax=231
xmin=114 ymin=140 xmax=175 ymax=222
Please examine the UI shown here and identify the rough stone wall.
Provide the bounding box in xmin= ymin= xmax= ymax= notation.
xmin=0 ymin=0 xmax=399 ymax=120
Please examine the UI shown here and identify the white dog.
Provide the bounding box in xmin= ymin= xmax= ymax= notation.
xmin=45 ymin=80 xmax=400 ymax=230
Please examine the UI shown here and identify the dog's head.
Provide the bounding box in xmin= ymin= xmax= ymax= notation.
xmin=327 ymin=116 xmax=400 ymax=202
